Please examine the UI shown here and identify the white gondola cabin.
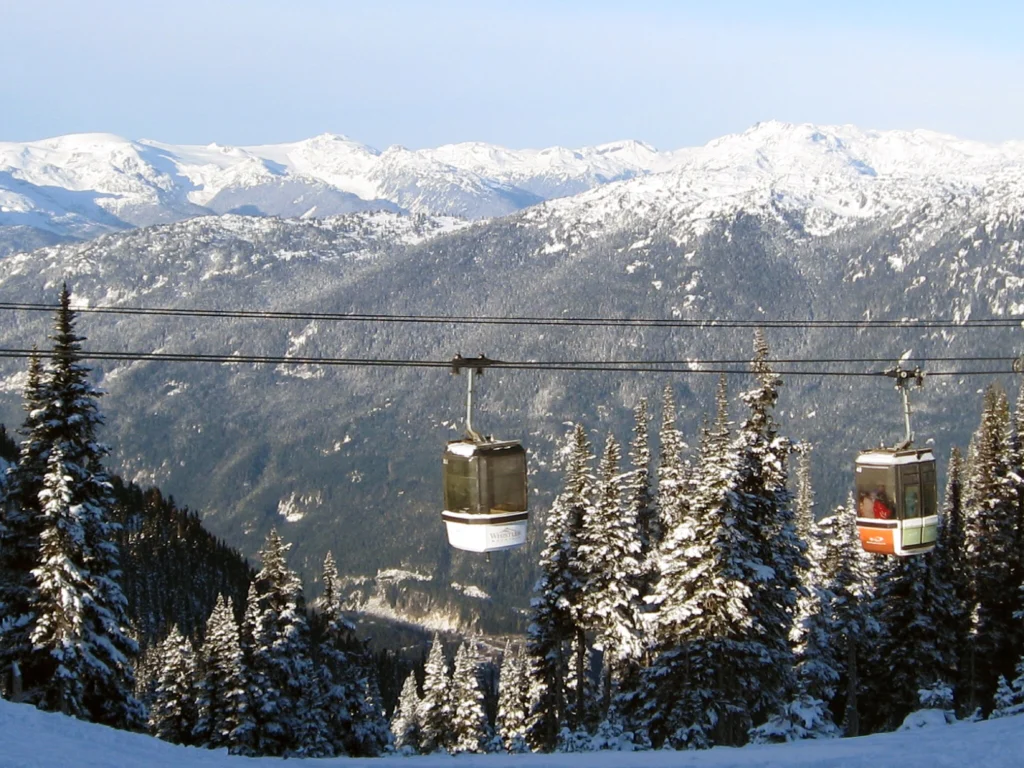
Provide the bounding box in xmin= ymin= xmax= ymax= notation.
xmin=442 ymin=438 xmax=528 ymax=553
xmin=855 ymin=446 xmax=938 ymax=556
xmin=442 ymin=354 xmax=529 ymax=553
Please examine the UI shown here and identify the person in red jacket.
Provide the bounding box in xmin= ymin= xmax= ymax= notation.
xmin=873 ymin=487 xmax=894 ymax=520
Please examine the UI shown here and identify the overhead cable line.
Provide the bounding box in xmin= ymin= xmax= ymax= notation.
xmin=0 ymin=301 xmax=1021 ymax=330
xmin=0 ymin=348 xmax=1013 ymax=378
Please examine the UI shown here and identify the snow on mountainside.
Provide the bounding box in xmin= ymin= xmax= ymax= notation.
xmin=532 ymin=121 xmax=1024 ymax=239
xmin=7 ymin=121 xmax=1024 ymax=255
xmin=1 ymin=697 xmax=1022 ymax=767
xmin=0 ymin=131 xmax=673 ymax=248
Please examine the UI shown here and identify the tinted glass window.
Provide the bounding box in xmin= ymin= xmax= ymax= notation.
xmin=903 ymin=485 xmax=920 ymax=520
xmin=920 ymin=461 xmax=937 ymax=517
xmin=855 ymin=464 xmax=897 ymax=520
xmin=487 ymin=452 xmax=527 ymax=512
xmin=444 ymin=456 xmax=478 ymax=511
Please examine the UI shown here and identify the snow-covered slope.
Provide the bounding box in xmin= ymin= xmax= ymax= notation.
xmin=8 ymin=122 xmax=1024 ymax=254
xmin=1 ymin=697 xmax=1022 ymax=767
xmin=532 ymin=121 xmax=1024 ymax=239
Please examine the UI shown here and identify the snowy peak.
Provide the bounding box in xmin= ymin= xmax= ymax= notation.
xmin=3 ymin=122 xmax=1024 ymax=251
xmin=533 ymin=121 xmax=1024 ymax=239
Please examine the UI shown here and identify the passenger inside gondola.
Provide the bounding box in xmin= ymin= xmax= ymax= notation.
xmin=872 ymin=487 xmax=894 ymax=519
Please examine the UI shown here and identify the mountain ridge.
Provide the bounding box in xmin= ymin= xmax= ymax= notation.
xmin=5 ymin=121 xmax=1024 ymax=255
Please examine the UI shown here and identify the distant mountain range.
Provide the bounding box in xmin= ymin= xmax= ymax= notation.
xmin=0 ymin=121 xmax=1022 ymax=626
xmin=4 ymin=121 xmax=1024 ymax=255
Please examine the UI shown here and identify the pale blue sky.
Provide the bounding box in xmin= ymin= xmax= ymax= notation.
xmin=2 ymin=0 xmax=1022 ymax=150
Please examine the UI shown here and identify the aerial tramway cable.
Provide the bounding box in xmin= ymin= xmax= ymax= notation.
xmin=0 ymin=347 xmax=1015 ymax=378
xmin=0 ymin=301 xmax=1021 ymax=330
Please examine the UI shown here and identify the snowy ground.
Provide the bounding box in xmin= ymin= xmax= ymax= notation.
xmin=1 ymin=700 xmax=1022 ymax=768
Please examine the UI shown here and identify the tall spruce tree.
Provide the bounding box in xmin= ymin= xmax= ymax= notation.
xmin=314 ymin=551 xmax=358 ymax=756
xmin=642 ymin=374 xmax=735 ymax=749
xmin=963 ymin=385 xmax=1021 ymax=713
xmin=866 ymin=550 xmax=958 ymax=731
xmin=525 ymin=424 xmax=592 ymax=751
xmin=418 ymin=633 xmax=451 ymax=754
xmin=149 ymin=624 xmax=198 ymax=745
xmin=578 ymin=434 xmax=642 ymax=711
xmin=0 ymin=349 xmax=48 ymax=695
xmin=240 ymin=529 xmax=321 ymax=757
xmin=496 ymin=643 xmax=530 ymax=753
xmin=729 ymin=331 xmax=803 ymax=737
xmin=193 ymin=594 xmax=250 ymax=751
xmin=449 ymin=639 xmax=491 ymax=754
xmin=391 ymin=671 xmax=422 ymax=754
xmin=12 ymin=289 xmax=142 ymax=728
xmin=818 ymin=501 xmax=878 ymax=737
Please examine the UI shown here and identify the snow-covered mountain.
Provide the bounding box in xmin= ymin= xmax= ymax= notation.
xmin=6 ymin=121 xmax=1024 ymax=256
xmin=0 ymin=131 xmax=671 ymax=251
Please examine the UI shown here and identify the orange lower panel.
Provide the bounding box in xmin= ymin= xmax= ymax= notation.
xmin=858 ymin=525 xmax=895 ymax=555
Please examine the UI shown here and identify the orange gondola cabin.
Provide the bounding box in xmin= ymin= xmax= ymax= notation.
xmin=854 ymin=446 xmax=938 ymax=556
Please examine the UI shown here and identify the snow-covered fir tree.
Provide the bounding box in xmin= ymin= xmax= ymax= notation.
xmin=148 ymin=624 xmax=198 ymax=745
xmin=312 ymin=551 xmax=358 ymax=756
xmin=817 ymin=502 xmax=878 ymax=737
xmin=963 ymin=385 xmax=1022 ymax=713
xmin=525 ymin=424 xmax=593 ymax=751
xmin=865 ymin=551 xmax=957 ymax=731
xmin=496 ymin=642 xmax=530 ymax=753
xmin=642 ymin=374 xmax=733 ymax=750
xmin=657 ymin=385 xmax=688 ymax=536
xmin=990 ymin=663 xmax=1024 ymax=718
xmin=10 ymin=289 xmax=142 ymax=728
xmin=391 ymin=670 xmax=422 ymax=754
xmin=932 ymin=447 xmax=971 ymax=713
xmin=193 ymin=594 xmax=250 ymax=752
xmin=628 ymin=398 xmax=657 ymax=593
xmin=772 ymin=508 xmax=840 ymax=741
xmin=449 ymin=639 xmax=491 ymax=754
xmin=578 ymin=434 xmax=642 ymax=712
xmin=0 ymin=350 xmax=48 ymax=695
xmin=732 ymin=331 xmax=803 ymax=733
xmin=417 ymin=633 xmax=451 ymax=754
xmin=346 ymin=665 xmax=391 ymax=757
xmin=239 ymin=529 xmax=322 ymax=757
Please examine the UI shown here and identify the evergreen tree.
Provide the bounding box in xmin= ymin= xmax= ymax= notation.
xmin=628 ymin=398 xmax=656 ymax=595
xmin=193 ymin=595 xmax=250 ymax=751
xmin=148 ymin=625 xmax=198 ymax=745
xmin=794 ymin=445 xmax=815 ymax=543
xmin=449 ymin=639 xmax=491 ymax=754
xmin=817 ymin=503 xmax=878 ymax=737
xmin=525 ymin=424 xmax=592 ymax=751
xmin=313 ymin=551 xmax=357 ymax=756
xmin=865 ymin=551 xmax=958 ymax=731
xmin=346 ymin=666 xmax=391 ymax=757
xmin=578 ymin=434 xmax=642 ymax=709
xmin=0 ymin=349 xmax=48 ymax=695
xmin=642 ymin=374 xmax=733 ymax=749
xmin=418 ymin=633 xmax=451 ymax=753
xmin=15 ymin=289 xmax=142 ymax=728
xmin=990 ymin=657 xmax=1024 ymax=718
xmin=729 ymin=331 xmax=803 ymax=730
xmin=963 ymin=385 xmax=1021 ymax=712
xmin=932 ymin=447 xmax=971 ymax=713
xmin=657 ymin=385 xmax=687 ymax=535
xmin=239 ymin=529 xmax=321 ymax=757
xmin=391 ymin=671 xmax=422 ymax=754
xmin=496 ymin=643 xmax=530 ymax=753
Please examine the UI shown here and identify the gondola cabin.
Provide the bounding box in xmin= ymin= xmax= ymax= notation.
xmin=442 ymin=439 xmax=528 ymax=553
xmin=855 ymin=447 xmax=938 ymax=556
